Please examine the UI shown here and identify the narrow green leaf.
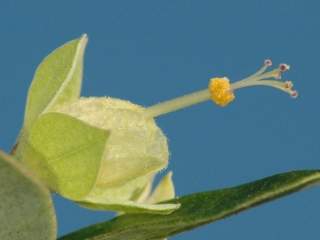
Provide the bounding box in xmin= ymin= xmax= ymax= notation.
xmin=59 ymin=170 xmax=320 ymax=240
xmin=23 ymin=34 xmax=87 ymax=131
xmin=0 ymin=150 xmax=56 ymax=240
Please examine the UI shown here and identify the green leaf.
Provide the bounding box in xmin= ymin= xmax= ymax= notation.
xmin=59 ymin=170 xmax=320 ymax=240
xmin=23 ymin=34 xmax=87 ymax=131
xmin=0 ymin=150 xmax=56 ymax=240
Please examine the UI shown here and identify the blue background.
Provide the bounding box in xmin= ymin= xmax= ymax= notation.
xmin=0 ymin=1 xmax=319 ymax=239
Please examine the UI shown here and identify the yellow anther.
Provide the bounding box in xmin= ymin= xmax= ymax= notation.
xmin=209 ymin=77 xmax=235 ymax=107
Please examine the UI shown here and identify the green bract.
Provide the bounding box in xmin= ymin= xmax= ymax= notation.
xmin=15 ymin=35 xmax=179 ymax=214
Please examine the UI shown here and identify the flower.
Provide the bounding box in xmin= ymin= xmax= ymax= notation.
xmin=15 ymin=35 xmax=297 ymax=216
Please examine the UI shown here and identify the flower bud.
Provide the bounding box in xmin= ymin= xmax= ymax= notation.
xmin=15 ymin=35 xmax=179 ymax=214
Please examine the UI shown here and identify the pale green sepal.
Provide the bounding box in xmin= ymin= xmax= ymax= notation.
xmin=23 ymin=34 xmax=88 ymax=131
xmin=77 ymin=200 xmax=180 ymax=215
xmin=25 ymin=112 xmax=109 ymax=200
xmin=0 ymin=150 xmax=57 ymax=240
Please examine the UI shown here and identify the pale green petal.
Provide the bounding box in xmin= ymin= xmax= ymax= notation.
xmin=22 ymin=112 xmax=109 ymax=200
xmin=0 ymin=150 xmax=56 ymax=239
xmin=78 ymin=172 xmax=179 ymax=215
xmin=77 ymin=172 xmax=180 ymax=215
xmin=147 ymin=171 xmax=176 ymax=204
xmin=23 ymin=34 xmax=87 ymax=131
xmin=85 ymin=173 xmax=153 ymax=203
xmin=135 ymin=176 xmax=154 ymax=203
xmin=80 ymin=173 xmax=179 ymax=214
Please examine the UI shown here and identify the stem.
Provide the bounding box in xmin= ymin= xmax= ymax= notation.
xmin=145 ymin=89 xmax=210 ymax=118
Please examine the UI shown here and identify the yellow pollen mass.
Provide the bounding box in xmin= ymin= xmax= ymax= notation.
xmin=209 ymin=77 xmax=235 ymax=107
